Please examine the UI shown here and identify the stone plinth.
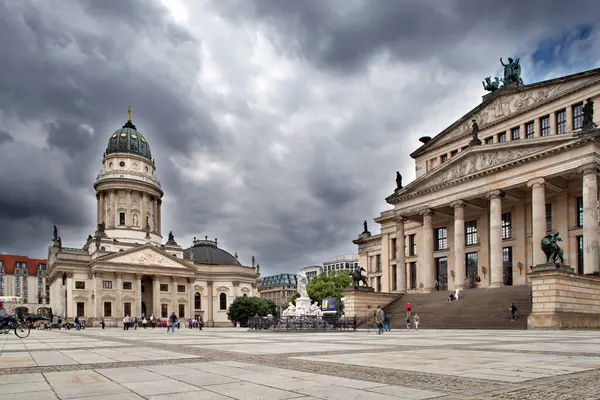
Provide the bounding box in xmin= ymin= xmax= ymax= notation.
xmin=343 ymin=288 xmax=400 ymax=320
xmin=295 ymin=297 xmax=312 ymax=313
xmin=528 ymin=269 xmax=600 ymax=329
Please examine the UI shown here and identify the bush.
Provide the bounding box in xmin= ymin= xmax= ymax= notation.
xmin=227 ymin=296 xmax=277 ymax=327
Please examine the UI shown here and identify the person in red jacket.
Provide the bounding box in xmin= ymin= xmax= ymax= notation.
xmin=405 ymin=302 xmax=412 ymax=317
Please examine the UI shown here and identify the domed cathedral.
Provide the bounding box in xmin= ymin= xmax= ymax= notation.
xmin=46 ymin=108 xmax=260 ymax=327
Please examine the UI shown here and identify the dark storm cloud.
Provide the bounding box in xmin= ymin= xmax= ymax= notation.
xmin=0 ymin=130 xmax=13 ymax=145
xmin=208 ymin=0 xmax=600 ymax=74
xmin=0 ymin=0 xmax=220 ymax=255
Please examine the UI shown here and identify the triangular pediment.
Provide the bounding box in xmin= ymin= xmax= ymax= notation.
xmin=99 ymin=246 xmax=194 ymax=270
xmin=391 ymin=138 xmax=578 ymax=202
xmin=413 ymin=69 xmax=600 ymax=156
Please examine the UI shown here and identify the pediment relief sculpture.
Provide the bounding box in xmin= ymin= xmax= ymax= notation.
xmin=160 ymin=297 xmax=171 ymax=303
xmin=436 ymin=78 xmax=593 ymax=147
xmin=73 ymin=296 xmax=88 ymax=302
xmin=240 ymin=287 xmax=251 ymax=293
xmin=216 ymin=286 xmax=229 ymax=292
xmin=414 ymin=145 xmax=552 ymax=192
xmin=122 ymin=295 xmax=135 ymax=301
xmin=178 ymin=297 xmax=188 ymax=303
xmin=107 ymin=248 xmax=189 ymax=269
xmin=101 ymin=295 xmax=116 ymax=301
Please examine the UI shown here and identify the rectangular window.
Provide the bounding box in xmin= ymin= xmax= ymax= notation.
xmin=76 ymin=302 xmax=85 ymax=317
xmin=577 ymin=196 xmax=584 ymax=227
xmin=541 ymin=115 xmax=550 ymax=136
xmin=409 ymin=234 xmax=417 ymax=256
xmin=376 ymin=276 xmax=382 ymax=292
xmin=465 ymin=221 xmax=478 ymax=245
xmin=511 ymin=126 xmax=520 ymax=140
xmin=122 ymin=282 xmax=132 ymax=290
xmin=124 ymin=302 xmax=131 ymax=317
xmin=556 ymin=109 xmax=566 ymax=134
xmin=376 ymin=255 xmax=381 ymax=272
xmin=573 ymin=103 xmax=584 ymax=130
xmin=177 ymin=285 xmax=186 ymax=293
xmin=392 ymin=265 xmax=397 ymax=291
xmin=440 ymin=154 xmax=448 ymax=163
xmin=435 ymin=227 xmax=448 ymax=251
xmin=525 ymin=121 xmax=535 ymax=138
xmin=450 ymin=150 xmax=458 ymax=157
xmin=391 ymin=238 xmax=397 ymax=260
xmin=119 ymin=212 xmax=125 ymax=226
xmin=501 ymin=212 xmax=512 ymax=240
xmin=160 ymin=284 xmax=168 ymax=292
xmin=484 ymin=137 xmax=494 ymax=144
xmin=545 ymin=203 xmax=552 ymax=232
xmin=102 ymin=281 xmax=113 ymax=289
xmin=410 ymin=262 xmax=417 ymax=289
xmin=104 ymin=302 xmax=112 ymax=317
xmin=577 ymin=235 xmax=584 ymax=275
xmin=161 ymin=304 xmax=168 ymax=318
xmin=75 ymin=281 xmax=85 ymax=289
xmin=498 ymin=132 xmax=506 ymax=143
xmin=178 ymin=304 xmax=185 ymax=318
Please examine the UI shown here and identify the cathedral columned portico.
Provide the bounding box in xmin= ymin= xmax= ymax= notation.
xmin=47 ymin=109 xmax=259 ymax=326
xmin=355 ymin=63 xmax=600 ymax=294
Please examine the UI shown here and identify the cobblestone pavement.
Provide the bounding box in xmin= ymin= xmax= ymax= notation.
xmin=0 ymin=328 xmax=599 ymax=399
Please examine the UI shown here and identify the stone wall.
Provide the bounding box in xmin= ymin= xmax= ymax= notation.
xmin=343 ymin=288 xmax=400 ymax=320
xmin=528 ymin=270 xmax=600 ymax=329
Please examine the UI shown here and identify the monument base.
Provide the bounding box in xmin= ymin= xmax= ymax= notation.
xmin=531 ymin=262 xmax=574 ymax=273
xmin=294 ymin=297 xmax=312 ymax=313
xmin=345 ymin=286 xmax=375 ymax=293
xmin=343 ymin=288 xmax=400 ymax=319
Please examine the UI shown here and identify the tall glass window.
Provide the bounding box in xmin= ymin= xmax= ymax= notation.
xmin=556 ymin=109 xmax=566 ymax=134
xmin=545 ymin=203 xmax=552 ymax=232
xmin=465 ymin=221 xmax=478 ymax=245
xmin=541 ymin=116 xmax=550 ymax=136
xmin=435 ymin=228 xmax=448 ymax=251
xmin=525 ymin=121 xmax=535 ymax=138
xmin=573 ymin=103 xmax=584 ymax=130
xmin=511 ymin=127 xmax=520 ymax=140
xmin=501 ymin=213 xmax=512 ymax=239
xmin=577 ymin=196 xmax=584 ymax=227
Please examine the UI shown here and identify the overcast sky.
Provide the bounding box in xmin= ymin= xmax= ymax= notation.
xmin=1 ymin=0 xmax=599 ymax=275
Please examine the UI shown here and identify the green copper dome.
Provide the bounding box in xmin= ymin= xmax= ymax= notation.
xmin=105 ymin=109 xmax=152 ymax=160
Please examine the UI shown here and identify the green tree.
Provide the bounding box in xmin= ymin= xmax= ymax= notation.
xmin=287 ymin=291 xmax=300 ymax=305
xmin=227 ymin=296 xmax=277 ymax=327
xmin=306 ymin=271 xmax=352 ymax=314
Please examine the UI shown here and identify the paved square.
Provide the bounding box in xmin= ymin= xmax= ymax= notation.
xmin=0 ymin=328 xmax=599 ymax=399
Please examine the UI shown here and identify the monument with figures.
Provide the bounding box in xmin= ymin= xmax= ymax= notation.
xmin=282 ymin=270 xmax=323 ymax=317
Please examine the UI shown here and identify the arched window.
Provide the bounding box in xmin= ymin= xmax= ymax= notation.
xmin=243 ymin=293 xmax=247 ymax=297
xmin=194 ymin=292 xmax=201 ymax=310
xmin=219 ymin=293 xmax=227 ymax=310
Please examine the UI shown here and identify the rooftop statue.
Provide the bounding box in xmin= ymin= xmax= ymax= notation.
xmin=395 ymin=171 xmax=403 ymax=191
xmin=582 ymin=98 xmax=597 ymax=130
xmin=482 ymin=76 xmax=500 ymax=92
xmin=469 ymin=119 xmax=482 ymax=146
xmin=53 ymin=225 xmax=58 ymax=242
xmin=500 ymin=57 xmax=524 ymax=87
xmin=168 ymin=231 xmax=174 ymax=242
xmin=363 ymin=220 xmax=368 ymax=233
xmin=541 ymin=232 xmax=564 ymax=264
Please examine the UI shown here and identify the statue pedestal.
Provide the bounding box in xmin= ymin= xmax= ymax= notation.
xmin=531 ymin=263 xmax=574 ymax=273
xmin=294 ymin=297 xmax=312 ymax=313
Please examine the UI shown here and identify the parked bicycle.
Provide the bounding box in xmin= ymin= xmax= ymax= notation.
xmin=0 ymin=316 xmax=31 ymax=338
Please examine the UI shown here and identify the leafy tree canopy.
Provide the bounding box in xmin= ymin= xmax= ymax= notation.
xmin=227 ymin=296 xmax=277 ymax=327
xmin=306 ymin=270 xmax=352 ymax=307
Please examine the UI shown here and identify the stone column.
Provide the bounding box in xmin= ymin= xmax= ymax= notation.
xmin=550 ymin=111 xmax=557 ymax=135
xmin=126 ymin=190 xmax=132 ymax=226
xmin=534 ymin=118 xmax=541 ymax=138
xmin=135 ymin=274 xmax=143 ymax=317
xmin=420 ymin=208 xmax=435 ymax=292
xmin=451 ymin=201 xmax=467 ymax=289
xmin=206 ymin=281 xmax=214 ymax=327
xmin=528 ymin=178 xmax=546 ymax=267
xmin=488 ymin=190 xmax=505 ymax=287
xmin=394 ymin=215 xmax=406 ymax=291
xmin=157 ymin=200 xmax=162 ymax=234
xmin=171 ymin=276 xmax=178 ymax=316
xmin=153 ymin=275 xmax=160 ymax=317
xmin=581 ymin=164 xmax=599 ymax=274
xmin=116 ymin=272 xmax=123 ymax=317
xmin=42 ymin=276 xmax=47 ymax=304
xmin=188 ymin=277 xmax=195 ymax=318
xmin=96 ymin=193 xmax=101 ymax=225
xmin=141 ymin=194 xmax=147 ymax=228
xmin=566 ymin=106 xmax=573 ymax=133
xmin=66 ymin=272 xmax=74 ymax=319
xmin=93 ymin=271 xmax=102 ymax=319
xmin=232 ymin=281 xmax=240 ymax=299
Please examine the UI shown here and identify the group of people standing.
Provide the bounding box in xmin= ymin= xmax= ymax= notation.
xmin=373 ymin=303 xmax=420 ymax=334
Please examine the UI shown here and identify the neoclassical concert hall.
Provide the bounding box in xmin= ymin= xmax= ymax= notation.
xmin=355 ymin=64 xmax=600 ymax=294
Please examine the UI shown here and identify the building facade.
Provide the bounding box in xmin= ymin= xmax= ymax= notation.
xmin=301 ymin=265 xmax=322 ymax=282
xmin=258 ymin=273 xmax=297 ymax=314
xmin=46 ymin=110 xmax=259 ymax=326
xmin=323 ymin=254 xmax=359 ymax=277
xmin=0 ymin=254 xmax=49 ymax=313
xmin=354 ymin=65 xmax=600 ymax=294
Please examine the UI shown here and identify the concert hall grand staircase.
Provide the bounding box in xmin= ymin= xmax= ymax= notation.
xmin=374 ymin=285 xmax=532 ymax=330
